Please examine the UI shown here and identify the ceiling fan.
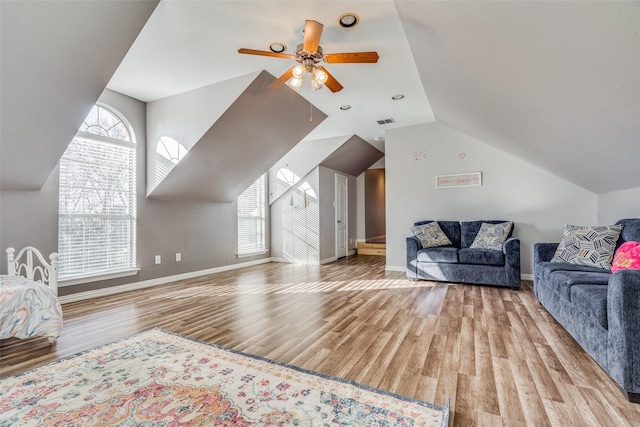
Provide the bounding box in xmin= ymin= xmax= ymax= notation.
xmin=238 ymin=19 xmax=379 ymax=93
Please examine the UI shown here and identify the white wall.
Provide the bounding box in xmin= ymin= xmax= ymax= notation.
xmin=598 ymin=187 xmax=640 ymax=225
xmin=385 ymin=122 xmax=598 ymax=276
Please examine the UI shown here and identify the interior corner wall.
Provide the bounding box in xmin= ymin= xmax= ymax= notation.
xmin=364 ymin=169 xmax=386 ymax=242
xmin=385 ymin=122 xmax=598 ymax=276
xmin=598 ymin=187 xmax=640 ymax=225
xmin=356 ymin=173 xmax=366 ymax=242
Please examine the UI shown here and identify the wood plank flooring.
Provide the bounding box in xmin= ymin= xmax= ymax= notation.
xmin=2 ymin=255 xmax=640 ymax=426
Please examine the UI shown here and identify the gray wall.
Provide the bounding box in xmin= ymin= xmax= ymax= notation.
xmin=0 ymin=175 xmax=59 ymax=274
xmin=385 ymin=122 xmax=598 ymax=275
xmin=598 ymin=187 xmax=640 ymax=225
xmin=1 ymin=89 xmax=269 ymax=295
xmin=365 ymin=169 xmax=386 ymax=242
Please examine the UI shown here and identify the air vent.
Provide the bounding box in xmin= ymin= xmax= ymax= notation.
xmin=376 ymin=118 xmax=395 ymax=125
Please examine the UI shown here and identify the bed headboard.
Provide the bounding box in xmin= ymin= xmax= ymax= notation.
xmin=6 ymin=246 xmax=59 ymax=296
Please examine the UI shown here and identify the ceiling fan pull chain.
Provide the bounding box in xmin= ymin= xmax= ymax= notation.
xmin=310 ymin=101 xmax=313 ymax=122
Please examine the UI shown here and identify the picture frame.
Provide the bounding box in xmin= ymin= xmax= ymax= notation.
xmin=436 ymin=171 xmax=482 ymax=189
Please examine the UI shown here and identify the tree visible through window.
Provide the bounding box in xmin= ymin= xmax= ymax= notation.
xmin=58 ymin=104 xmax=137 ymax=279
xmin=238 ymin=174 xmax=266 ymax=255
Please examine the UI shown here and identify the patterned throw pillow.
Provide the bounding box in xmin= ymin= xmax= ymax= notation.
xmin=611 ymin=241 xmax=640 ymax=273
xmin=410 ymin=222 xmax=452 ymax=249
xmin=550 ymin=224 xmax=623 ymax=270
xmin=470 ymin=222 xmax=513 ymax=251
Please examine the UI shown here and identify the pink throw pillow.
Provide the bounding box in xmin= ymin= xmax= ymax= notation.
xmin=611 ymin=241 xmax=640 ymax=273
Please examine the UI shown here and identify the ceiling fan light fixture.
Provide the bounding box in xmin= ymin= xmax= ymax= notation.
xmin=338 ymin=13 xmax=359 ymax=28
xmin=312 ymin=68 xmax=328 ymax=85
xmin=292 ymin=65 xmax=305 ymax=79
xmin=311 ymin=76 xmax=323 ymax=91
xmin=287 ymin=76 xmax=303 ymax=91
xmin=269 ymin=42 xmax=287 ymax=53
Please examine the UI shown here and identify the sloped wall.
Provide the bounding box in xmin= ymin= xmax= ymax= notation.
xmin=147 ymin=71 xmax=326 ymax=202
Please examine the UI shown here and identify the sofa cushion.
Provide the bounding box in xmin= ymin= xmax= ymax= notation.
xmin=551 ymin=224 xmax=623 ymax=270
xmin=570 ymin=285 xmax=609 ymax=329
xmin=411 ymin=221 xmax=453 ymax=248
xmin=546 ymin=270 xmax=611 ymax=301
xmin=460 ymin=220 xmax=513 ymax=248
xmin=537 ymin=262 xmax=608 ymax=281
xmin=470 ymin=222 xmax=513 ymax=251
xmin=414 ymin=220 xmax=461 ymax=248
xmin=417 ymin=247 xmax=459 ymax=263
xmin=458 ymin=248 xmax=505 ymax=266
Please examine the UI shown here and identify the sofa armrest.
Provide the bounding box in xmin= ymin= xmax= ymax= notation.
xmin=406 ymin=237 xmax=421 ymax=279
xmin=503 ymin=237 xmax=521 ymax=288
xmin=607 ymin=269 xmax=640 ymax=395
xmin=534 ymin=243 xmax=559 ymax=264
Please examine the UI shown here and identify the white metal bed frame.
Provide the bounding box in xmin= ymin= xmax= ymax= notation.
xmin=6 ymin=246 xmax=59 ymax=297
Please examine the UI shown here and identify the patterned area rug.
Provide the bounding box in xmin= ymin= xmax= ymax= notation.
xmin=0 ymin=329 xmax=449 ymax=426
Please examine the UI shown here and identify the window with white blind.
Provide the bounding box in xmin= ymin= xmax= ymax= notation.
xmin=237 ymin=174 xmax=267 ymax=256
xmin=58 ymin=104 xmax=137 ymax=281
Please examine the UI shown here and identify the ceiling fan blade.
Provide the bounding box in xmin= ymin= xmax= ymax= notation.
xmin=316 ymin=66 xmax=343 ymax=93
xmin=268 ymin=67 xmax=294 ymax=89
xmin=323 ymin=52 xmax=379 ymax=64
xmin=303 ymin=20 xmax=324 ymax=52
xmin=238 ymin=48 xmax=294 ymax=60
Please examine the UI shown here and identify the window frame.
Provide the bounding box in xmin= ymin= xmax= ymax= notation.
xmin=58 ymin=103 xmax=139 ymax=285
xmin=237 ymin=174 xmax=268 ymax=257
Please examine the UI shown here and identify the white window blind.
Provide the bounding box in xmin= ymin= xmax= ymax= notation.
xmin=238 ymin=174 xmax=266 ymax=255
xmin=58 ymin=105 xmax=136 ymax=279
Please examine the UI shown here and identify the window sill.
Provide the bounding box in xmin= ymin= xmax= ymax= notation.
xmin=236 ymin=250 xmax=268 ymax=259
xmin=59 ymin=268 xmax=140 ymax=287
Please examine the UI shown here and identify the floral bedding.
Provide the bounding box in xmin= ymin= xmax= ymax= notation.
xmin=0 ymin=275 xmax=63 ymax=340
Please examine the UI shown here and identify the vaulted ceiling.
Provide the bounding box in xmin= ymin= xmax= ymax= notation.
xmin=2 ymin=1 xmax=638 ymax=195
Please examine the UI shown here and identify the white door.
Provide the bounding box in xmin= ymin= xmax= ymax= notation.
xmin=335 ymin=174 xmax=348 ymax=259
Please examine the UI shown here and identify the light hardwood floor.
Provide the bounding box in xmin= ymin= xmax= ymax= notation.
xmin=2 ymin=255 xmax=640 ymax=426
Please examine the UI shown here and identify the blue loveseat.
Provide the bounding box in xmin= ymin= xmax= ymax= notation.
xmin=406 ymin=220 xmax=521 ymax=289
xmin=534 ymin=218 xmax=640 ymax=403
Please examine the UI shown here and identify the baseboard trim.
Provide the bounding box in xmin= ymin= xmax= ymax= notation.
xmin=521 ymin=273 xmax=534 ymax=281
xmin=58 ymin=258 xmax=273 ymax=304
xmin=320 ymin=256 xmax=338 ymax=265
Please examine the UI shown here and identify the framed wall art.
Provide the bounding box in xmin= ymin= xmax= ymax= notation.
xmin=436 ymin=171 xmax=482 ymax=189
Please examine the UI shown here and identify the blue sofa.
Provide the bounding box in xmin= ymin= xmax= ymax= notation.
xmin=406 ymin=220 xmax=521 ymax=289
xmin=534 ymin=218 xmax=640 ymax=403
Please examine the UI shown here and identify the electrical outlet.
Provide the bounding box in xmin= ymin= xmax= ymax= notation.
xmin=176 ymin=253 xmax=181 ymax=262
xmin=155 ymin=255 xmax=161 ymax=264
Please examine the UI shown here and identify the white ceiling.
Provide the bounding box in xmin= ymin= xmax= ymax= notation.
xmin=397 ymin=1 xmax=640 ymax=194
xmin=107 ymin=0 xmax=435 ymax=147
xmin=2 ymin=1 xmax=638 ymax=194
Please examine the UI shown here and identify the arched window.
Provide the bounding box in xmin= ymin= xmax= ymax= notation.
xmin=58 ymin=104 xmax=137 ymax=280
xmin=155 ymin=136 xmax=187 ymax=185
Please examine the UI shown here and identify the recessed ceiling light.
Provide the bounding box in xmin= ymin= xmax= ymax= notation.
xmin=340 ymin=105 xmax=352 ymax=110
xmin=269 ymin=43 xmax=287 ymax=53
xmin=374 ymin=136 xmax=385 ymax=142
xmin=338 ymin=13 xmax=359 ymax=28
xmin=391 ymin=94 xmax=405 ymax=100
